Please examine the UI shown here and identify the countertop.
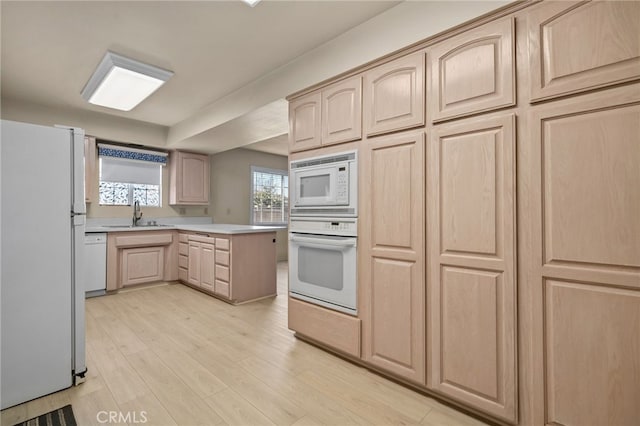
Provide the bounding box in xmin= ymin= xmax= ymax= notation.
xmin=85 ymin=223 xmax=286 ymax=235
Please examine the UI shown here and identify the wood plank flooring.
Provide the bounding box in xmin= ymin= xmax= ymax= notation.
xmin=1 ymin=263 xmax=487 ymax=426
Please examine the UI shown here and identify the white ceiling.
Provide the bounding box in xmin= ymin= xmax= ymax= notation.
xmin=0 ymin=1 xmax=400 ymax=155
xmin=1 ymin=1 xmax=511 ymax=156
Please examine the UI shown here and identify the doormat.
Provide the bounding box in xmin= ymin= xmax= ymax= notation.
xmin=13 ymin=405 xmax=76 ymax=426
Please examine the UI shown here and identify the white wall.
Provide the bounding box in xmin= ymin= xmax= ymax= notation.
xmin=209 ymin=148 xmax=288 ymax=261
xmin=1 ymin=98 xmax=168 ymax=148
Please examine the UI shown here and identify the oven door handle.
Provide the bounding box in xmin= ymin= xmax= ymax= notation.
xmin=289 ymin=234 xmax=357 ymax=248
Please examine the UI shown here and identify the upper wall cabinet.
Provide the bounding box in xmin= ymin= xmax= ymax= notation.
xmin=84 ymin=136 xmax=96 ymax=203
xmin=169 ymin=151 xmax=210 ymax=205
xmin=290 ymin=77 xmax=362 ymax=153
xmin=289 ymin=92 xmax=322 ymax=152
xmin=363 ymin=53 xmax=425 ymax=137
xmin=321 ymin=76 xmax=362 ymax=146
xmin=429 ymin=18 xmax=515 ymax=122
xmin=528 ymin=1 xmax=640 ymax=102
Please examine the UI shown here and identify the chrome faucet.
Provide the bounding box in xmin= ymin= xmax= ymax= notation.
xmin=132 ymin=200 xmax=143 ymax=226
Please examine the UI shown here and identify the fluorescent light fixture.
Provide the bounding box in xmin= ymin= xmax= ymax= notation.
xmin=81 ymin=51 xmax=173 ymax=111
xmin=242 ymin=0 xmax=261 ymax=7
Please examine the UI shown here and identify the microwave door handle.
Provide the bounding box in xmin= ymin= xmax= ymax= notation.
xmin=289 ymin=235 xmax=356 ymax=248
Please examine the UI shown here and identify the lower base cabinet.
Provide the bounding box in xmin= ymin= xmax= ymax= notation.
xmin=288 ymin=297 xmax=361 ymax=358
xmin=179 ymin=231 xmax=277 ymax=304
xmin=121 ymin=246 xmax=164 ymax=287
xmin=106 ymin=231 xmax=177 ymax=291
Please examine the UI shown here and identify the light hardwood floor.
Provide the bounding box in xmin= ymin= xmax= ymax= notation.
xmin=2 ymin=263 xmax=487 ymax=426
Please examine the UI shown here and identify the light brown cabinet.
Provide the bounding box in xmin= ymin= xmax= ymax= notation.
xmin=363 ymin=52 xmax=425 ymax=136
xmin=187 ymin=236 xmax=216 ymax=292
xmin=288 ymin=298 xmax=361 ymax=358
xmin=169 ymin=151 xmax=210 ymax=205
xmin=321 ymin=76 xmax=362 ymax=146
xmin=528 ymin=1 xmax=640 ymax=102
xmin=121 ymin=246 xmax=164 ymax=287
xmin=179 ymin=231 xmax=277 ymax=304
xmin=524 ymin=84 xmax=640 ymax=426
xmin=84 ymin=136 xmax=96 ymax=203
xmin=290 ymin=77 xmax=362 ymax=153
xmin=106 ymin=231 xmax=178 ymax=291
xmin=360 ymin=130 xmax=425 ymax=384
xmin=289 ymin=92 xmax=322 ymax=152
xmin=429 ymin=17 xmax=515 ymax=121
xmin=286 ymin=2 xmax=640 ymax=425
xmin=427 ymin=113 xmax=517 ymax=422
xmin=214 ymin=237 xmax=231 ymax=298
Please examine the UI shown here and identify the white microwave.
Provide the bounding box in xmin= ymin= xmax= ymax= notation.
xmin=290 ymin=150 xmax=357 ymax=217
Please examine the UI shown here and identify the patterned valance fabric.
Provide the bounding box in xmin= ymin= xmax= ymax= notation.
xmin=98 ymin=143 xmax=168 ymax=165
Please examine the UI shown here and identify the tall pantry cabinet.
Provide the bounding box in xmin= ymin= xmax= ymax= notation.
xmin=287 ymin=1 xmax=640 ymax=425
xmin=520 ymin=2 xmax=640 ymax=425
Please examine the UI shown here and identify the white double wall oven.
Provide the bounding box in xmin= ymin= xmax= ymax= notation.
xmin=289 ymin=151 xmax=358 ymax=316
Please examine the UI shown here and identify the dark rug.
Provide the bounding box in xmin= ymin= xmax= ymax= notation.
xmin=12 ymin=405 xmax=76 ymax=426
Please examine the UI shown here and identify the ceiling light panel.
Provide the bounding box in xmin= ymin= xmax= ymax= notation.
xmin=81 ymin=52 xmax=173 ymax=111
xmin=242 ymin=0 xmax=261 ymax=7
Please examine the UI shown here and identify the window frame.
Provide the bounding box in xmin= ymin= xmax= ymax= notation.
xmin=250 ymin=166 xmax=289 ymax=226
xmin=98 ymin=158 xmax=163 ymax=207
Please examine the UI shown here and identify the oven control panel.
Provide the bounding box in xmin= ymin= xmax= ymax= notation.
xmin=289 ymin=217 xmax=357 ymax=237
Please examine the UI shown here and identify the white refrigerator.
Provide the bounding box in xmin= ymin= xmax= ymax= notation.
xmin=1 ymin=120 xmax=87 ymax=409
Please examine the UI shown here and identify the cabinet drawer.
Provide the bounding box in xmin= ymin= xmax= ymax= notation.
xmin=178 ymin=254 xmax=188 ymax=269
xmin=215 ymin=250 xmax=229 ymax=266
xmin=288 ymin=298 xmax=361 ymax=358
xmin=189 ymin=235 xmax=215 ymax=244
xmin=178 ymin=233 xmax=189 ymax=243
xmin=178 ymin=268 xmax=188 ymax=282
xmin=215 ymin=238 xmax=230 ymax=250
xmin=178 ymin=242 xmax=188 ymax=256
xmin=215 ymin=280 xmax=230 ymax=298
xmin=215 ymin=265 xmax=229 ymax=282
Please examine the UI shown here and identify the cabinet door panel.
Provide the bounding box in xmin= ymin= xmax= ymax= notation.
xmin=170 ymin=151 xmax=210 ymax=205
xmin=363 ymin=53 xmax=425 ymax=136
xmin=187 ymin=242 xmax=200 ymax=286
xmin=541 ymin=104 xmax=640 ymax=270
xmin=200 ymin=243 xmax=215 ymax=292
xmin=360 ymin=130 xmax=425 ymax=384
xmin=528 ymin=1 xmax=640 ymax=101
xmin=121 ymin=247 xmax=164 ymax=286
xmin=545 ymin=281 xmax=640 ymax=426
xmin=181 ymin=156 xmax=207 ymax=200
xmin=369 ymin=258 xmax=423 ymax=381
xmin=428 ymin=113 xmax=516 ymax=422
xmin=322 ymin=76 xmax=362 ymax=145
xmin=430 ymin=18 xmax=514 ymax=121
xmin=289 ymin=93 xmax=321 ymax=152
xmin=525 ymin=85 xmax=640 ymax=426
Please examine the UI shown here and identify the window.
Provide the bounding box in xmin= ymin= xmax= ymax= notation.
xmin=251 ymin=166 xmax=288 ymax=225
xmin=98 ymin=144 xmax=167 ymax=207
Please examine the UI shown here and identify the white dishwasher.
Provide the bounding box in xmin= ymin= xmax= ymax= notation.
xmin=84 ymin=233 xmax=107 ymax=297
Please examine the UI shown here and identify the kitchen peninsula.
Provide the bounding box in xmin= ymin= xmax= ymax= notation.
xmin=86 ymin=223 xmax=282 ymax=305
